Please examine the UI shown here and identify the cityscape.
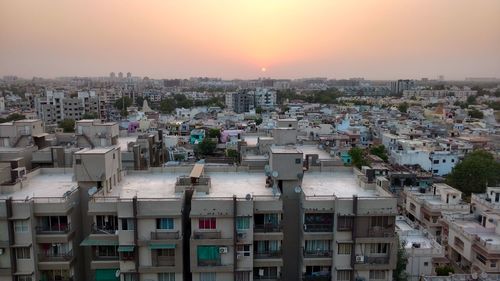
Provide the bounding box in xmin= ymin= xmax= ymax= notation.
xmin=1 ymin=1 xmax=500 ymax=281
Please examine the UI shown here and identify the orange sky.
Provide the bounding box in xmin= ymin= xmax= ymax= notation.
xmin=0 ymin=0 xmax=499 ymax=79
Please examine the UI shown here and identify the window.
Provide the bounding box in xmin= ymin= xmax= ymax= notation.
xmin=158 ymin=273 xmax=175 ymax=281
xmin=305 ymin=240 xmax=330 ymax=253
xmin=369 ymin=243 xmax=388 ymax=254
xmin=122 ymin=218 xmax=135 ymax=230
xmin=369 ymin=270 xmax=386 ymax=280
xmin=254 ymin=267 xmax=277 ymax=279
xmin=409 ymin=203 xmax=416 ymax=211
xmin=96 ymin=246 xmax=118 ymax=258
xmin=236 ymin=244 xmax=251 ymax=257
xmin=14 ymin=220 xmax=29 ymax=233
xmin=16 ymin=276 xmax=32 ymax=281
xmin=476 ymin=253 xmax=487 ymax=264
xmin=156 ymin=218 xmax=174 ymax=230
xmin=337 ymin=216 xmax=353 ymax=231
xmin=295 ymin=158 xmax=301 ymax=164
xmin=370 ymin=216 xmax=389 ymax=227
xmin=337 ymin=270 xmax=352 ymax=281
xmin=38 ymin=216 xmax=69 ymax=232
xmin=451 ymin=159 xmax=455 ymax=163
xmin=236 ymin=217 xmax=250 ymax=230
xmin=338 ymin=243 xmax=352 ymax=255
xmin=200 ymin=272 xmax=216 ymax=281
xmin=199 ymin=218 xmax=216 ymax=229
xmin=235 ymin=271 xmax=251 ymax=281
xmin=158 ymin=249 xmax=175 ymax=257
xmin=424 ymin=262 xmax=429 ymax=266
xmin=433 ymin=170 xmax=439 ymax=174
xmin=442 ymin=159 xmax=446 ymax=163
xmin=75 ymin=159 xmax=81 ymax=165
xmin=123 ymin=274 xmax=138 ymax=281
xmin=454 ymin=237 xmax=464 ymax=249
xmin=254 ymin=240 xmax=280 ymax=254
xmin=16 ymin=247 xmax=31 ymax=259
xmin=433 ymin=160 xmax=439 ymax=164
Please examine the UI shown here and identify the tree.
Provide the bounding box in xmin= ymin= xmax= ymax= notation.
xmin=397 ymin=102 xmax=409 ymax=113
xmin=0 ymin=113 xmax=26 ymax=123
xmin=196 ymin=138 xmax=216 ymax=156
xmin=348 ymin=147 xmax=370 ymax=169
xmin=466 ymin=95 xmax=477 ymax=105
xmin=226 ymin=149 xmax=239 ymax=161
xmin=468 ymin=108 xmax=484 ymax=119
xmin=208 ymin=128 xmax=221 ymax=139
xmin=446 ymin=150 xmax=500 ymax=196
xmin=82 ymin=112 xmax=98 ymax=119
xmin=58 ymin=119 xmax=75 ymax=133
xmin=393 ymin=240 xmax=408 ymax=281
xmin=370 ymin=145 xmax=389 ymax=162
xmin=255 ymin=107 xmax=263 ymax=114
xmin=159 ymin=99 xmax=176 ymax=114
xmin=435 ymin=265 xmax=454 ymax=276
xmin=255 ymin=118 xmax=263 ymax=126
xmin=114 ymin=97 xmax=132 ymax=111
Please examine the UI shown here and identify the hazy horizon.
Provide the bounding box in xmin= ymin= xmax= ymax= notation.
xmin=1 ymin=0 xmax=499 ymax=80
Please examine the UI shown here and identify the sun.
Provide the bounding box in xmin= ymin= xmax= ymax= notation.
xmin=261 ymin=67 xmax=267 ymax=73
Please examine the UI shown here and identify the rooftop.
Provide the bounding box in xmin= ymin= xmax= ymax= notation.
xmin=0 ymin=169 xmax=77 ymax=200
xmin=107 ymin=171 xmax=182 ymax=199
xmin=302 ymin=170 xmax=379 ymax=198
xmin=194 ymin=172 xmax=274 ymax=198
xmin=117 ymin=136 xmax=137 ymax=152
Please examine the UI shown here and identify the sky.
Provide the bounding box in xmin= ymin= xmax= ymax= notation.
xmin=0 ymin=0 xmax=499 ymax=80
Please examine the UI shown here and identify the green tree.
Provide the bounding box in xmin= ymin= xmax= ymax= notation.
xmin=435 ymin=265 xmax=454 ymax=276
xmin=348 ymin=147 xmax=370 ymax=169
xmin=255 ymin=118 xmax=263 ymax=126
xmin=0 ymin=113 xmax=26 ymax=123
xmin=468 ymin=108 xmax=484 ymax=119
xmin=466 ymin=95 xmax=477 ymax=105
xmin=370 ymin=145 xmax=389 ymax=162
xmin=446 ymin=150 xmax=500 ymax=196
xmin=159 ymin=98 xmax=176 ymax=114
xmin=255 ymin=107 xmax=263 ymax=114
xmin=393 ymin=240 xmax=408 ymax=281
xmin=226 ymin=149 xmax=239 ymax=161
xmin=82 ymin=112 xmax=98 ymax=119
xmin=114 ymin=97 xmax=132 ymax=111
xmin=397 ymin=102 xmax=409 ymax=113
xmin=208 ymin=128 xmax=221 ymax=139
xmin=196 ymin=138 xmax=216 ymax=156
xmin=58 ymin=119 xmax=75 ymax=133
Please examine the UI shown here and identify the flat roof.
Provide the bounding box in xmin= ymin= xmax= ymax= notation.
xmin=270 ymin=146 xmax=302 ymax=154
xmin=75 ymin=147 xmax=117 ymax=154
xmin=117 ymin=137 xmax=137 ymax=152
xmin=0 ymin=170 xmax=77 ymax=200
xmin=196 ymin=172 xmax=274 ymax=198
xmin=302 ymin=170 xmax=378 ymax=198
xmin=297 ymin=145 xmax=333 ymax=160
xmin=107 ymin=171 xmax=181 ymax=199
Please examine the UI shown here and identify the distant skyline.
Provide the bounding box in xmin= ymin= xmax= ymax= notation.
xmin=1 ymin=0 xmax=499 ymax=80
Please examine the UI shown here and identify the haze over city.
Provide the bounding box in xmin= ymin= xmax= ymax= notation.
xmin=1 ymin=0 xmax=500 ymax=80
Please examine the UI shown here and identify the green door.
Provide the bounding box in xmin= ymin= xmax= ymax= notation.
xmin=95 ymin=269 xmax=120 ymax=281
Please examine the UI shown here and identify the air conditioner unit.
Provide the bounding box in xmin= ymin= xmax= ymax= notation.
xmin=237 ymin=232 xmax=246 ymax=239
xmin=219 ymin=247 xmax=228 ymax=254
xmin=356 ymin=255 xmax=365 ymax=263
xmin=236 ymin=254 xmax=242 ymax=259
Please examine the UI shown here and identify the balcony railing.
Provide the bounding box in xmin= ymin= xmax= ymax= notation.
xmin=40 ymin=277 xmax=73 ymax=281
xmin=91 ymin=225 xmax=118 ymax=235
xmin=364 ymin=256 xmax=390 ymax=264
xmin=254 ymin=275 xmax=280 ymax=280
xmin=36 ymin=223 xmax=71 ymax=234
xmin=303 ymin=249 xmax=332 ymax=258
xmin=303 ymin=224 xmax=333 ymax=232
xmin=151 ymin=231 xmax=180 ymax=240
xmin=92 ymin=255 xmax=119 ymax=261
xmin=38 ymin=250 xmax=73 ymax=262
xmin=302 ymin=275 xmax=331 ymax=281
xmin=198 ymin=259 xmax=222 ymax=266
xmin=153 ymin=256 xmax=175 ymax=266
xmin=366 ymin=227 xmax=394 ymax=237
xmin=254 ymin=224 xmax=282 ymax=233
xmin=193 ymin=230 xmax=221 ymax=239
xmin=254 ymin=250 xmax=282 ymax=259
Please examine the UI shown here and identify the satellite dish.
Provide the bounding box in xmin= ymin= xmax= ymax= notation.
xmin=294 ymin=186 xmax=302 ymax=194
xmin=88 ymin=186 xmax=98 ymax=196
xmin=245 ymin=193 xmax=252 ymax=201
xmin=471 ymin=272 xmax=478 ymax=280
xmin=272 ymin=171 xmax=279 ymax=178
xmin=480 ymin=272 xmax=488 ymax=279
xmin=115 ymin=270 xmax=121 ymax=278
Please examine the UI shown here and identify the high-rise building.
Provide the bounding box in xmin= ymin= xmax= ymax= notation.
xmin=390 ymin=79 xmax=415 ymax=94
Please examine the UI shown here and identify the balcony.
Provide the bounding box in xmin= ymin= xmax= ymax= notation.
xmin=38 ymin=250 xmax=74 ymax=262
xmin=364 ymin=256 xmax=390 ymax=265
xmin=254 ymin=224 xmax=282 ymax=233
xmin=303 ymin=224 xmax=333 ymax=233
xmin=91 ymin=225 xmax=118 ymax=235
xmin=254 ymin=250 xmax=282 ymax=259
xmin=193 ymin=230 xmax=221 ymax=239
xmin=153 ymin=256 xmax=175 ymax=267
xmin=303 ymin=249 xmax=332 ymax=258
xmin=302 ymin=275 xmax=331 ymax=281
xmin=36 ymin=223 xmax=72 ymax=234
xmin=198 ymin=259 xmax=223 ymax=266
xmin=363 ymin=227 xmax=394 ymax=238
xmin=151 ymin=231 xmax=180 ymax=240
xmin=92 ymin=255 xmax=119 ymax=261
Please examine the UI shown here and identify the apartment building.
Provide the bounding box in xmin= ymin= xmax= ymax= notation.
xmin=0 ymin=168 xmax=83 ymax=281
xmin=75 ymin=119 xmax=119 ymax=148
xmin=395 ymin=216 xmax=445 ymax=281
xmin=0 ymin=119 xmax=45 ymax=148
xmin=403 ymin=183 xmax=469 ymax=239
xmin=35 ymin=91 xmax=101 ymax=124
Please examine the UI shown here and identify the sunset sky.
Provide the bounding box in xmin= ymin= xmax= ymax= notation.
xmin=0 ymin=0 xmax=499 ymax=79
